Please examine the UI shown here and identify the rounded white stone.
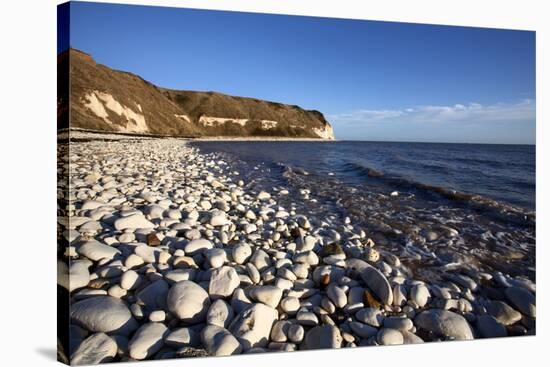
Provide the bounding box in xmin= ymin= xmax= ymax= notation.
xmin=280 ymin=297 xmax=301 ymax=315
xmin=207 ymin=299 xmax=234 ymax=328
xmin=167 ymin=280 xmax=211 ymax=323
xmin=209 ymin=266 xmax=240 ymax=300
xmin=287 ymin=324 xmax=304 ymax=343
xmin=206 ymin=248 xmax=227 ymax=268
xmin=201 ymin=325 xmax=242 ymax=356
xmin=184 ymin=238 xmax=213 ymax=255
xmin=304 ymin=325 xmax=343 ymax=349
xmin=248 ymin=285 xmax=283 ymax=308
xmin=232 ymin=242 xmax=252 ymax=264
xmin=78 ymin=240 xmax=120 ymax=262
xmin=210 ymin=210 xmax=230 ymax=226
xmin=128 ymin=322 xmax=168 ymax=360
xmin=114 ymin=214 xmax=155 ymax=231
xmin=270 ymin=320 xmax=291 ymax=342
xmin=120 ymin=270 xmax=141 ymax=291
xmin=229 ymin=303 xmax=278 ymax=350
xmin=411 ymin=284 xmax=430 ymax=308
xmin=69 ymin=261 xmax=91 ymax=292
xmin=415 ymin=309 xmax=474 ymax=340
xmin=165 ymin=327 xmax=200 ymax=349
xmin=327 ymin=284 xmax=348 ymax=308
xmin=377 ymin=328 xmax=404 ymax=345
xmin=70 ymin=296 xmax=137 ymax=335
xmin=71 ymin=332 xmax=117 ymax=365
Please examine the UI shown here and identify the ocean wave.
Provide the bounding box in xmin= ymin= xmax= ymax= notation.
xmin=388 ymin=154 xmax=451 ymax=173
xmin=334 ymin=162 xmax=476 ymax=202
xmin=283 ymin=159 xmax=534 ymax=225
xmin=454 ymin=156 xmax=533 ymax=169
xmin=340 ymin=162 xmax=385 ymax=178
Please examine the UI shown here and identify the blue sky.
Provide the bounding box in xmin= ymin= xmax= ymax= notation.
xmin=62 ymin=2 xmax=536 ymax=143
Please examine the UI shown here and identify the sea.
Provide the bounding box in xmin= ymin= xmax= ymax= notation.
xmin=191 ymin=141 xmax=536 ymax=281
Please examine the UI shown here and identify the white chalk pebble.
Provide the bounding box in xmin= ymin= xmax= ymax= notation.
xmin=61 ymin=135 xmax=535 ymax=363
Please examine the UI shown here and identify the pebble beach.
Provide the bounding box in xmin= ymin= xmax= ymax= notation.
xmin=57 ymin=133 xmax=536 ymax=365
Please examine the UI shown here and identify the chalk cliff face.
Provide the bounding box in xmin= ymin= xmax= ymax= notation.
xmin=58 ymin=49 xmax=335 ymax=139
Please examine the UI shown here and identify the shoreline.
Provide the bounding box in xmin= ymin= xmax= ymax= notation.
xmin=59 ymin=128 xmax=535 ymax=146
xmin=59 ymin=128 xmax=338 ymax=142
xmin=58 ymin=136 xmax=536 ymax=364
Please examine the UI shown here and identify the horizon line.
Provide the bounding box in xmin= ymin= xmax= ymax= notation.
xmin=335 ymin=139 xmax=535 ymax=146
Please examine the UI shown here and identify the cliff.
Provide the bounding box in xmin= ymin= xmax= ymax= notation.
xmin=58 ymin=49 xmax=334 ymax=139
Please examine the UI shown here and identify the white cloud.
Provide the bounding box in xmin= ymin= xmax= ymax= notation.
xmin=329 ymin=99 xmax=535 ymax=125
